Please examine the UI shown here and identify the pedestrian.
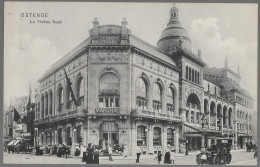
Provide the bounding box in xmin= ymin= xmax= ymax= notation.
xmin=108 ymin=145 xmax=113 ymax=161
xmin=254 ymin=146 xmax=257 ymax=159
xmin=64 ymin=146 xmax=70 ymax=159
xmin=75 ymin=144 xmax=80 ymax=156
xmin=164 ymin=145 xmax=171 ymax=164
xmin=86 ymin=143 xmax=94 ymax=164
xmin=170 ymin=149 xmax=176 ymax=164
xmin=154 ymin=151 xmax=163 ymax=164
xmin=93 ymin=146 xmax=100 ymax=164
xmin=136 ymin=144 xmax=142 ymax=163
xmin=123 ymin=143 xmax=128 ymax=158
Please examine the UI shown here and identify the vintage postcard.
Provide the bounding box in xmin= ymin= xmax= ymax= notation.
xmin=3 ymin=2 xmax=258 ymax=165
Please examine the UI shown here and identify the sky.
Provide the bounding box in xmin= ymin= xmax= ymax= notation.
xmin=4 ymin=2 xmax=258 ymax=110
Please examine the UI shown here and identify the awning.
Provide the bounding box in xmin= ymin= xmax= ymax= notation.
xmin=207 ymin=136 xmax=232 ymax=140
xmin=12 ymin=140 xmax=21 ymax=146
xmin=184 ymin=123 xmax=221 ymax=135
xmin=7 ymin=140 xmax=16 ymax=146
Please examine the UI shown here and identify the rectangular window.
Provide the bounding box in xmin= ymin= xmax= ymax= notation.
xmin=110 ymin=98 xmax=114 ymax=107
xmin=115 ymin=98 xmax=119 ymax=107
xmin=105 ymin=98 xmax=109 ymax=107
xmin=99 ymin=98 xmax=104 ymax=107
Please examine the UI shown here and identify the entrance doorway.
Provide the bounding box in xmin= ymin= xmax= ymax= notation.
xmin=100 ymin=122 xmax=119 ymax=149
xmin=102 ymin=132 xmax=118 ymax=147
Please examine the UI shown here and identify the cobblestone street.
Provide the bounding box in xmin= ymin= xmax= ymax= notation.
xmin=3 ymin=150 xmax=257 ymax=165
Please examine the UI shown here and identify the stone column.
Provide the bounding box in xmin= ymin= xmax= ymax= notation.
xmin=208 ymin=104 xmax=211 ymax=128
xmin=148 ymin=124 xmax=153 ymax=154
xmin=207 ymin=139 xmax=211 ymax=148
xmin=62 ymin=127 xmax=66 ymax=145
xmin=130 ymin=123 xmax=137 ymax=156
xmin=221 ymin=114 xmax=224 ymax=134
xmin=83 ymin=125 xmax=87 ymax=146
xmin=226 ymin=115 xmax=229 ymax=128
xmin=234 ymin=121 xmax=238 ymax=150
xmin=174 ymin=127 xmax=179 ymax=153
xmin=44 ymin=95 xmax=48 ymax=117
xmin=54 ymin=130 xmax=57 ymax=144
xmin=215 ymin=110 xmax=218 ymax=130
xmin=147 ymin=85 xmax=153 ymax=111
xmin=162 ymin=90 xmax=167 ymax=114
xmin=189 ymin=103 xmax=191 ymax=123
xmin=194 ymin=107 xmax=197 ymax=124
xmin=71 ymin=128 xmax=76 ymax=155
xmin=162 ymin=126 xmax=167 ymax=152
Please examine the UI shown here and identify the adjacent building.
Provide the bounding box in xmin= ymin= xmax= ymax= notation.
xmin=33 ymin=4 xmax=255 ymax=155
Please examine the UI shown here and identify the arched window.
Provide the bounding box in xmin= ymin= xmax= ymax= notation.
xmin=41 ymin=95 xmax=44 ymax=119
xmin=50 ymin=129 xmax=53 ymax=145
xmin=45 ymin=94 xmax=48 ymax=117
xmin=186 ymin=110 xmax=189 ymax=122
xmin=197 ymin=72 xmax=200 ymax=84
xmin=77 ymin=78 xmax=84 ymax=107
xmin=153 ymin=127 xmax=162 ymax=146
xmin=167 ymin=128 xmax=175 ymax=146
xmin=136 ymin=77 xmax=148 ymax=110
xmin=191 ymin=111 xmax=195 ymax=123
xmin=195 ymin=71 xmax=197 ymax=83
xmin=99 ymin=72 xmax=120 ymax=108
xmin=68 ymin=91 xmax=73 ymax=110
xmin=49 ymin=91 xmax=52 ymax=115
xmin=37 ymin=102 xmax=40 ymax=119
xmin=58 ymin=128 xmax=62 ymax=144
xmin=186 ymin=66 xmax=188 ymax=79
xmin=58 ymin=87 xmax=64 ymax=112
xmin=153 ymin=83 xmax=162 ymax=113
xmin=137 ymin=125 xmax=147 ymax=146
xmin=66 ymin=127 xmax=72 ymax=146
xmin=189 ymin=68 xmax=191 ymax=81
xmin=76 ymin=125 xmax=83 ymax=144
xmin=192 ymin=69 xmax=194 ymax=82
xmin=167 ymin=87 xmax=175 ymax=115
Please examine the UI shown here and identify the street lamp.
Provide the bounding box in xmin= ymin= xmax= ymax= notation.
xmin=185 ymin=138 xmax=189 ymax=155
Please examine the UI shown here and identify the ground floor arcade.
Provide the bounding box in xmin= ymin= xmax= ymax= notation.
xmin=34 ymin=116 xmax=181 ymax=155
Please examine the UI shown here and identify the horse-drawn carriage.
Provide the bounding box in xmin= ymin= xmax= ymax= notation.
xmin=196 ymin=138 xmax=232 ymax=165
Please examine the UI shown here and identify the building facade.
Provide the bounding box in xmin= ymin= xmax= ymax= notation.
xmin=34 ymin=5 xmax=255 ymax=155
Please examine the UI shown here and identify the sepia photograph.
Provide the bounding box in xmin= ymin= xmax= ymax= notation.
xmin=3 ymin=1 xmax=258 ymax=165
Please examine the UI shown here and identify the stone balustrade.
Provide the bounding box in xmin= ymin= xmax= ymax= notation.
xmin=137 ymin=109 xmax=181 ymax=121
xmin=34 ymin=109 xmax=86 ymax=125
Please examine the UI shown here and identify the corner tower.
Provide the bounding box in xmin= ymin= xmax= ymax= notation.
xmin=157 ymin=3 xmax=191 ymax=54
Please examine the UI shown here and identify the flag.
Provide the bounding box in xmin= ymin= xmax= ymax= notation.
xmin=63 ymin=67 xmax=78 ymax=107
xmin=26 ymin=84 xmax=32 ymax=108
xmin=13 ymin=108 xmax=21 ymax=122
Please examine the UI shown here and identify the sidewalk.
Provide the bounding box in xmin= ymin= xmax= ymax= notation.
xmin=28 ymin=150 xmax=200 ymax=160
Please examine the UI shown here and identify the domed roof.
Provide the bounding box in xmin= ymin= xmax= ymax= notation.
xmin=157 ymin=4 xmax=191 ymax=53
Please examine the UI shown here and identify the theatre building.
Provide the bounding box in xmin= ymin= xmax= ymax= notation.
xmin=34 ymin=4 xmax=255 ymax=155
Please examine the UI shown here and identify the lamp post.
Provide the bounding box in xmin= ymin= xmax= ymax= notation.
xmin=201 ymin=113 xmax=206 ymax=151
xmin=185 ymin=138 xmax=189 ymax=155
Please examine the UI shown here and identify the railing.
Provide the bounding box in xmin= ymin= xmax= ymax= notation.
xmin=138 ymin=109 xmax=181 ymax=121
xmin=142 ymin=110 xmax=155 ymax=115
xmin=35 ymin=109 xmax=86 ymax=124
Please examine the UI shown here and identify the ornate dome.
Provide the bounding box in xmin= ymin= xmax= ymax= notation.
xmin=157 ymin=4 xmax=192 ymax=54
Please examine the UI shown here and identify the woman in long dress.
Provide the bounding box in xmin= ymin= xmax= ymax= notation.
xmin=86 ymin=143 xmax=94 ymax=164
xmin=123 ymin=144 xmax=128 ymax=157
xmin=93 ymin=146 xmax=100 ymax=164
xmin=164 ymin=145 xmax=171 ymax=164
